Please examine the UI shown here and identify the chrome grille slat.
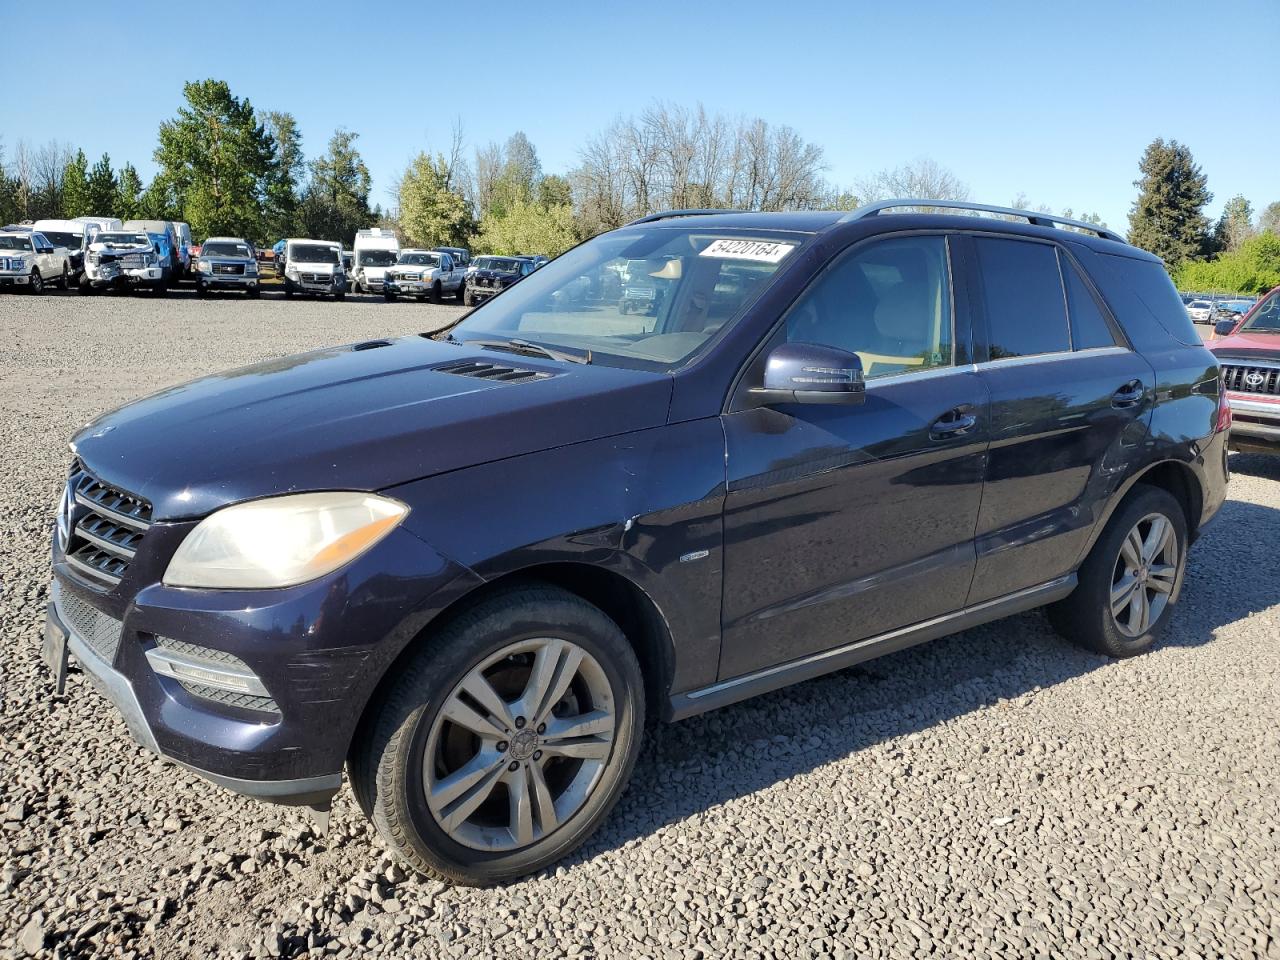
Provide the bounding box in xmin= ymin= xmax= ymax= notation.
xmin=62 ymin=461 xmax=152 ymax=588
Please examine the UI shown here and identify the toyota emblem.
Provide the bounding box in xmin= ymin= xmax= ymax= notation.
xmin=1243 ymin=371 xmax=1266 ymax=388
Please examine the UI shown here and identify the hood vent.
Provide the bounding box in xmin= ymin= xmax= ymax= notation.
xmin=352 ymin=339 xmax=393 ymax=351
xmin=432 ymin=359 xmax=553 ymax=384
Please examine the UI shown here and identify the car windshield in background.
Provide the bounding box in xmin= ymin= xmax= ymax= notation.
xmin=450 ymin=228 xmax=804 ymax=370
xmin=0 ymin=236 xmax=34 ymax=251
xmin=1188 ymin=301 xmax=1211 ymax=309
xmin=202 ymin=242 xmax=252 ymax=258
xmin=400 ymin=253 xmax=440 ymax=267
xmin=1241 ymin=290 xmax=1280 ymax=332
xmin=292 ymin=245 xmax=339 ymax=264
xmin=477 ymin=258 xmax=521 ymax=273
xmin=40 ymin=232 xmax=81 ymax=248
xmin=96 ymin=234 xmax=149 ymax=246
xmin=359 ymin=250 xmax=398 ymax=267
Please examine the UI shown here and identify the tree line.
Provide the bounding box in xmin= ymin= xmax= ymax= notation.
xmin=2 ymin=78 xmax=1274 ymax=289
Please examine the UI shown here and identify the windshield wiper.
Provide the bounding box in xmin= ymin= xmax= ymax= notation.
xmin=466 ymin=337 xmax=593 ymax=365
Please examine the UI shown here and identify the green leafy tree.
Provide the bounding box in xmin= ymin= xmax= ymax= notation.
xmin=61 ymin=150 xmax=90 ymax=218
xmin=1127 ymin=138 xmax=1213 ymax=265
xmin=298 ymin=129 xmax=372 ymax=244
xmin=85 ymin=153 xmax=118 ymax=215
xmin=474 ymin=199 xmax=579 ymax=257
xmin=137 ymin=175 xmax=179 ymax=221
xmin=397 ymin=151 xmax=472 ymax=248
xmin=115 ymin=163 xmax=144 ymax=220
xmin=155 ymin=79 xmax=277 ymax=240
xmin=1174 ymin=232 xmax=1280 ymax=294
xmin=537 ymin=174 xmax=572 ymax=209
xmin=1257 ymin=200 xmax=1280 ymax=237
xmin=262 ymin=110 xmax=304 ymax=240
xmin=0 ymin=140 xmax=17 ymax=225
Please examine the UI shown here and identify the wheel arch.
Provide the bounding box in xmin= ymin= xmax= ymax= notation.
xmin=1078 ymin=458 xmax=1205 ymax=567
xmin=346 ymin=562 xmax=676 ymax=766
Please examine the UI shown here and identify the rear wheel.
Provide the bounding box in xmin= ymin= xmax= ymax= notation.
xmin=350 ymin=586 xmax=644 ymax=886
xmin=1049 ymin=486 xmax=1187 ymax=658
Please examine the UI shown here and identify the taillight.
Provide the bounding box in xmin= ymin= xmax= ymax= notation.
xmin=1216 ymin=385 xmax=1232 ymax=433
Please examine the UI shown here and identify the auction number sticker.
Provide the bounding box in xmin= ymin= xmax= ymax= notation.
xmin=699 ymin=239 xmax=796 ymax=263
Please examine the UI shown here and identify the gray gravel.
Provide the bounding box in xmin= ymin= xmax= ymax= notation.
xmin=2 ymin=287 xmax=1278 ymax=959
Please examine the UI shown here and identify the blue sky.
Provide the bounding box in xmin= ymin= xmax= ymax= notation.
xmin=4 ymin=0 xmax=1276 ymax=231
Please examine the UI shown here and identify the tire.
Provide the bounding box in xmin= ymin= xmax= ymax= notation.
xmin=28 ymin=269 xmax=44 ymax=295
xmin=349 ymin=585 xmax=644 ymax=886
xmin=284 ymin=280 xmax=295 ymax=299
xmin=77 ymin=274 xmax=94 ymax=296
xmin=383 ymin=290 xmax=395 ymax=302
xmin=454 ymin=282 xmax=465 ymax=304
xmin=248 ymin=285 xmax=261 ymax=299
xmin=335 ymin=290 xmax=346 ymax=302
xmin=1048 ymin=486 xmax=1187 ymax=658
xmin=57 ymin=263 xmax=69 ymax=289
xmin=153 ymin=283 xmax=169 ymax=297
xmin=430 ymin=281 xmax=442 ymax=304
xmin=195 ymin=281 xmax=207 ymax=298
xmin=463 ymin=289 xmax=474 ymax=307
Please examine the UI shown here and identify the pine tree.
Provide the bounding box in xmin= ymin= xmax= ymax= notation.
xmin=115 ymin=163 xmax=144 ymax=220
xmin=85 ymin=153 xmax=118 ymax=215
xmin=297 ymin=129 xmax=373 ymax=244
xmin=61 ymin=149 xmax=90 ymax=218
xmin=1127 ymin=138 xmax=1213 ymax=265
xmin=262 ymin=111 xmax=303 ymax=241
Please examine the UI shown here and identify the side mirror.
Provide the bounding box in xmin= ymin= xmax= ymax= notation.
xmin=1214 ymin=319 xmax=1238 ymax=337
xmin=751 ymin=341 xmax=865 ymax=406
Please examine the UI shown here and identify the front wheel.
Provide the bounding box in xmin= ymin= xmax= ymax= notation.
xmin=350 ymin=586 xmax=644 ymax=886
xmin=28 ymin=269 xmax=44 ymax=295
xmin=58 ymin=264 xmax=69 ymax=289
xmin=1049 ymin=486 xmax=1187 ymax=658
xmin=463 ymin=289 xmax=474 ymax=307
xmin=454 ymin=282 xmax=466 ymax=304
xmin=430 ymin=281 xmax=442 ymax=304
xmin=77 ymin=274 xmax=95 ymax=296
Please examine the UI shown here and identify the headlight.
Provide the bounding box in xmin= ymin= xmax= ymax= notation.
xmin=246 ymin=261 xmax=259 ymax=274
xmin=285 ymin=266 xmax=299 ymax=279
xmin=163 ymin=492 xmax=408 ymax=589
xmin=198 ymin=258 xmax=211 ymax=273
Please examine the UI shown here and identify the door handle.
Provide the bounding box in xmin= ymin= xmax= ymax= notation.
xmin=1112 ymin=380 xmax=1145 ymax=408
xmin=930 ymin=405 xmax=978 ymax=440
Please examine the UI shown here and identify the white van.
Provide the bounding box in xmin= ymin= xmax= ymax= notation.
xmin=71 ymin=216 xmax=123 ymax=234
xmin=351 ymin=228 xmax=400 ymax=294
xmin=282 ymin=238 xmax=347 ymax=299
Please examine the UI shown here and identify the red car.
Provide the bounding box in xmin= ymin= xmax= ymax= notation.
xmin=1210 ymin=285 xmax=1280 ymax=454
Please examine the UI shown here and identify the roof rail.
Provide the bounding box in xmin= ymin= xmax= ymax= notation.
xmin=626 ymin=209 xmax=743 ymax=226
xmin=839 ymin=199 xmax=1125 ymax=243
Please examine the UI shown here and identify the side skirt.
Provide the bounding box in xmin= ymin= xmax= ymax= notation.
xmin=666 ymin=574 xmax=1077 ymax=721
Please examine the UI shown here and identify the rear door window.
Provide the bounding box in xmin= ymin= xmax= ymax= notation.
xmin=1060 ymin=254 xmax=1120 ymax=350
xmin=974 ymin=237 xmax=1070 ymax=359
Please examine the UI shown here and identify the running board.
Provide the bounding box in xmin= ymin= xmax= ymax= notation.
xmin=667 ymin=575 xmax=1077 ymax=721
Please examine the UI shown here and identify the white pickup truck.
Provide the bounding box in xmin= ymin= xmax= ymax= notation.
xmin=0 ymin=230 xmax=72 ymax=294
xmin=382 ymin=249 xmax=465 ymax=302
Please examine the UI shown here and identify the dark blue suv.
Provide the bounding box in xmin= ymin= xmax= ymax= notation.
xmin=44 ymin=201 xmax=1230 ymax=885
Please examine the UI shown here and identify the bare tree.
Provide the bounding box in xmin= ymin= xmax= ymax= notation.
xmin=854 ymin=158 xmax=970 ymax=209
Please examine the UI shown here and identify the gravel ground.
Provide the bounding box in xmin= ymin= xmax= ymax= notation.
xmin=1 ymin=288 xmax=1278 ymax=959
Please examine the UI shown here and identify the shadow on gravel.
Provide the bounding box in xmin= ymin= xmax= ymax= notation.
xmin=560 ymin=495 xmax=1280 ymax=871
xmin=1228 ymin=451 xmax=1280 ymax=481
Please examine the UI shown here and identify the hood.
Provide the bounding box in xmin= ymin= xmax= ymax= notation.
xmin=393 ymin=264 xmax=439 ymax=276
xmin=291 ymin=261 xmax=338 ymax=274
xmin=473 ymin=269 xmax=519 ymax=282
xmin=72 ymin=336 xmax=673 ymax=521
xmin=90 ymin=241 xmax=150 ymax=254
xmin=1210 ymin=331 xmax=1280 ymax=360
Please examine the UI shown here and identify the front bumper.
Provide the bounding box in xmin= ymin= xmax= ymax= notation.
xmin=385 ymin=278 xmax=434 ymax=295
xmin=1226 ymin=394 xmax=1280 ymax=453
xmin=87 ymin=263 xmax=164 ymax=286
xmin=286 ymin=275 xmax=344 ymax=294
xmin=198 ymin=272 xmax=259 ymax=289
xmin=0 ymin=272 xmax=31 ymax=287
xmin=44 ymin=521 xmax=480 ymax=806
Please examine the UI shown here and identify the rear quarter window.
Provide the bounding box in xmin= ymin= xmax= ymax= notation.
xmin=1094 ymin=253 xmax=1201 ymax=346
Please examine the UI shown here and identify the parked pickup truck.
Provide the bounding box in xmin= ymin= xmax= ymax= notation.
xmin=0 ymin=230 xmax=72 ymax=293
xmin=383 ymin=249 xmax=464 ymax=302
xmin=81 ymin=231 xmax=171 ymax=295
xmin=195 ymin=237 xmax=261 ymax=297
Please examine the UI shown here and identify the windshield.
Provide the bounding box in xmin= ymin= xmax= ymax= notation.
xmin=1241 ymin=290 xmax=1280 ymax=333
xmin=0 ymin=236 xmax=33 ymax=251
xmin=292 ymin=244 xmax=339 ymax=264
xmin=1188 ymin=301 xmax=1210 ymax=309
xmin=96 ymin=233 xmax=149 ymax=246
xmin=202 ymin=242 xmax=252 ymax=258
xmin=399 ymin=253 xmax=441 ymax=267
xmin=451 ymin=228 xmax=803 ymax=370
xmin=476 ymin=257 xmax=521 ymax=273
xmin=358 ymin=249 xmax=398 ymax=267
xmin=40 ymin=231 xmax=80 ymax=248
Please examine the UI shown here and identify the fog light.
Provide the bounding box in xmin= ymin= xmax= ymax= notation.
xmin=146 ymin=637 xmax=269 ymax=696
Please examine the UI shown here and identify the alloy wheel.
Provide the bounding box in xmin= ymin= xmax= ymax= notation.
xmin=422 ymin=637 xmax=616 ymax=852
xmin=1110 ymin=512 xmax=1179 ymax=638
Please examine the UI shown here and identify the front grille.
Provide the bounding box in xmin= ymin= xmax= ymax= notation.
xmin=1222 ymin=364 xmax=1280 ymax=396
xmin=63 ymin=461 xmax=152 ymax=588
xmin=57 ymin=588 xmax=123 ymax=664
xmin=0 ymin=257 xmax=23 ymax=271
xmin=300 ymin=272 xmax=331 ymax=283
xmin=120 ymin=254 xmax=146 ymax=269
xmin=215 ymin=263 xmax=245 ymax=275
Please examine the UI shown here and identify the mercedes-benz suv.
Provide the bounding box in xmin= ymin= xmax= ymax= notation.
xmin=43 ymin=201 xmax=1229 ymax=886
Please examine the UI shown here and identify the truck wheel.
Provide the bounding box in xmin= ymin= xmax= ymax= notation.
xmin=284 ymin=280 xmax=295 ymax=299
xmin=349 ymin=585 xmax=644 ymax=886
xmin=57 ymin=264 xmax=69 ymax=289
xmin=454 ymin=282 xmax=465 ymax=304
xmin=1048 ymin=486 xmax=1187 ymax=658
xmin=248 ymin=285 xmax=261 ymax=299
xmin=77 ymin=274 xmax=95 ymax=296
xmin=335 ymin=290 xmax=346 ymax=302
xmin=463 ymin=289 xmax=474 ymax=307
xmin=430 ymin=281 xmax=442 ymax=304
xmin=383 ymin=290 xmax=395 ymax=302
xmin=28 ymin=269 xmax=44 ymax=295
xmin=153 ymin=282 xmax=169 ymax=297
xmin=195 ymin=281 xmax=207 ymax=298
